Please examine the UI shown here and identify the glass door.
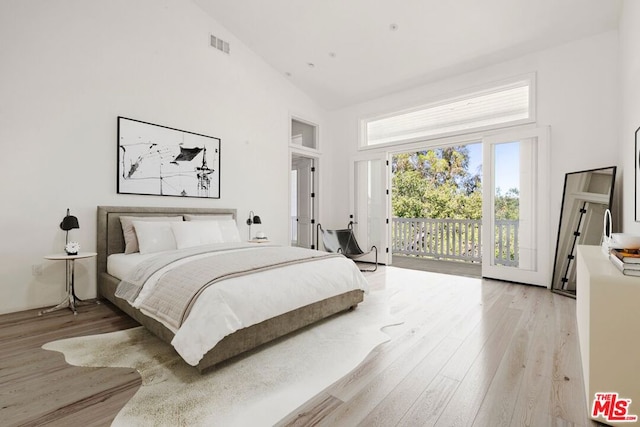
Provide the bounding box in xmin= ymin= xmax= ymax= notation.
xmin=350 ymin=154 xmax=390 ymax=265
xmin=481 ymin=127 xmax=550 ymax=286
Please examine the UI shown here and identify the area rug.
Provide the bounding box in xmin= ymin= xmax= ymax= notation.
xmin=42 ymin=290 xmax=399 ymax=426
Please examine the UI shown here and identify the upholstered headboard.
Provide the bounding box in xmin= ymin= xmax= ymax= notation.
xmin=96 ymin=206 xmax=237 ymax=276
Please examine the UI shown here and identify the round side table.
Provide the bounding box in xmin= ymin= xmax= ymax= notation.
xmin=39 ymin=252 xmax=97 ymax=316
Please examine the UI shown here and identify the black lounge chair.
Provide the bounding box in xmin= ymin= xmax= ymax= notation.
xmin=316 ymin=222 xmax=378 ymax=272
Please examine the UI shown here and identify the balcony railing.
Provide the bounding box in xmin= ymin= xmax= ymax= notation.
xmin=392 ymin=217 xmax=519 ymax=266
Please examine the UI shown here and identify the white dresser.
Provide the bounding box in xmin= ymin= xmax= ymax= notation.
xmin=576 ymin=245 xmax=640 ymax=426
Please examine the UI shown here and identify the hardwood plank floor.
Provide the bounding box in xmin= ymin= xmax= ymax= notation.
xmin=1 ymin=266 xmax=597 ymax=426
xmin=279 ymin=267 xmax=597 ymax=427
xmin=0 ymin=302 xmax=140 ymax=426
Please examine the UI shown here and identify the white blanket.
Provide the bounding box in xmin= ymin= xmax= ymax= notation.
xmin=112 ymin=245 xmax=369 ymax=366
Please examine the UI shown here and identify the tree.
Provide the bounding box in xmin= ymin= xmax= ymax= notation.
xmin=392 ymin=145 xmax=520 ymax=220
xmin=494 ymin=187 xmax=519 ymax=220
xmin=392 ymin=146 xmax=483 ymax=219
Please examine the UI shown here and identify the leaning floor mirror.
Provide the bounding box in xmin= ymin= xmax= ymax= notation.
xmin=551 ymin=166 xmax=616 ymax=298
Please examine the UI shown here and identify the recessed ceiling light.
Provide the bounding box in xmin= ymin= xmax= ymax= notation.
xmin=389 ymin=23 xmax=399 ymax=31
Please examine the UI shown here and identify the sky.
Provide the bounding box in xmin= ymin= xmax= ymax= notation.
xmin=467 ymin=141 xmax=520 ymax=193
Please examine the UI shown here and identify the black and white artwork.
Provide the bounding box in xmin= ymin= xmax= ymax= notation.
xmin=117 ymin=117 xmax=220 ymax=199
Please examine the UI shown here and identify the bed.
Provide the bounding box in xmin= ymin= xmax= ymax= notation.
xmin=96 ymin=206 xmax=366 ymax=373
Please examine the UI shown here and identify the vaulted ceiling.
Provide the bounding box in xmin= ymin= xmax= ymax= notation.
xmin=195 ymin=0 xmax=621 ymax=110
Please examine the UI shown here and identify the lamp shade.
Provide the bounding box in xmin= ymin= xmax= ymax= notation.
xmin=246 ymin=211 xmax=262 ymax=226
xmin=60 ymin=208 xmax=79 ymax=231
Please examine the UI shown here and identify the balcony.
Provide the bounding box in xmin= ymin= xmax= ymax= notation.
xmin=392 ymin=218 xmax=519 ymax=275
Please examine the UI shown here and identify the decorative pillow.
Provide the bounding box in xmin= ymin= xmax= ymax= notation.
xmin=184 ymin=214 xmax=234 ymax=221
xmin=131 ymin=221 xmax=178 ymax=254
xmin=170 ymin=221 xmax=224 ymax=249
xmin=217 ymin=219 xmax=242 ymax=243
xmin=120 ymin=216 xmax=182 ymax=254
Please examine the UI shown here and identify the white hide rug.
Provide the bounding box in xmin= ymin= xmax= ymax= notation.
xmin=42 ymin=290 xmax=399 ymax=426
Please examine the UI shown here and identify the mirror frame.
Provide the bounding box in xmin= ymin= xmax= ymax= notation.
xmin=635 ymin=126 xmax=640 ymax=221
xmin=551 ymin=166 xmax=617 ymax=298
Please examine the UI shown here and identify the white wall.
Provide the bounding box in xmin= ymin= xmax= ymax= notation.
xmin=620 ymin=0 xmax=640 ymax=233
xmin=0 ymin=2 xmax=625 ymax=314
xmin=0 ymin=0 xmax=327 ymax=314
xmin=325 ymin=31 xmax=620 ymax=269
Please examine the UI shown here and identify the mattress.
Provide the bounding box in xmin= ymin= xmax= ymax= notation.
xmin=109 ymin=245 xmax=369 ymax=365
xmin=107 ymin=252 xmax=156 ymax=279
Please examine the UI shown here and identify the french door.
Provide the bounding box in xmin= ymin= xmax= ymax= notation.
xmin=350 ymin=153 xmax=391 ymax=265
xmin=481 ymin=127 xmax=550 ymax=286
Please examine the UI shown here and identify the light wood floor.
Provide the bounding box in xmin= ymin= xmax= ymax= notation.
xmin=1 ymin=266 xmax=597 ymax=426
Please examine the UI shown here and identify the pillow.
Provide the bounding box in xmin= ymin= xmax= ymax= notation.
xmin=184 ymin=214 xmax=234 ymax=221
xmin=120 ymin=215 xmax=183 ymax=254
xmin=217 ymin=219 xmax=242 ymax=243
xmin=131 ymin=221 xmax=177 ymax=254
xmin=183 ymin=215 xmax=242 ymax=243
xmin=170 ymin=221 xmax=224 ymax=249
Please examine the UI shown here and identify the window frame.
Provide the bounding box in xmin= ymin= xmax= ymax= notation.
xmin=359 ymin=73 xmax=536 ymax=151
xmin=290 ymin=115 xmax=320 ymax=153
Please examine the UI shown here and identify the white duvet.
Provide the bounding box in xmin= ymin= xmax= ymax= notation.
xmin=109 ymin=246 xmax=369 ymax=366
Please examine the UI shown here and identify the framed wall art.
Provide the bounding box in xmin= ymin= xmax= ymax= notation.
xmin=117 ymin=117 xmax=220 ymax=199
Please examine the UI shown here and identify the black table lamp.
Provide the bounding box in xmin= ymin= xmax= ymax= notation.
xmin=60 ymin=208 xmax=79 ymax=244
xmin=246 ymin=210 xmax=261 ymax=240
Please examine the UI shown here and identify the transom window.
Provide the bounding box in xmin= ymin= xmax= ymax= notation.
xmin=362 ymin=77 xmax=534 ymax=148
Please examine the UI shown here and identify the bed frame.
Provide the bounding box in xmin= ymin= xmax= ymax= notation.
xmin=96 ymin=206 xmax=364 ymax=373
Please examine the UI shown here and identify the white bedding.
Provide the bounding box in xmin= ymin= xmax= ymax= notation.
xmin=109 ymin=246 xmax=369 ymax=366
xmin=108 ymin=252 xmax=156 ymax=279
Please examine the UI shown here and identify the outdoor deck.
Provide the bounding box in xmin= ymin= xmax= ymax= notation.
xmin=390 ymin=217 xmax=518 ymax=278
xmin=392 ymin=255 xmax=481 ymax=278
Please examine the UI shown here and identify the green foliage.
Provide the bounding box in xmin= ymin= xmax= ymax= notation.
xmin=392 ymin=145 xmax=518 ymax=220
xmin=494 ymin=187 xmax=520 ymax=220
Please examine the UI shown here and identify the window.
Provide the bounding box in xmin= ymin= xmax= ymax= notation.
xmin=362 ymin=77 xmax=534 ymax=148
xmin=291 ymin=118 xmax=318 ymax=150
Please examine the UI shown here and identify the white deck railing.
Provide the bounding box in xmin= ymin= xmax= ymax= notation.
xmin=392 ymin=217 xmax=519 ymax=266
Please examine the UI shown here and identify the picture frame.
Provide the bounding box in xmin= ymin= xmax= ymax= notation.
xmin=117 ymin=117 xmax=220 ymax=199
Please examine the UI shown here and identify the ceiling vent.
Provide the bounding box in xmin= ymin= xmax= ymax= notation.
xmin=210 ymin=35 xmax=230 ymax=54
